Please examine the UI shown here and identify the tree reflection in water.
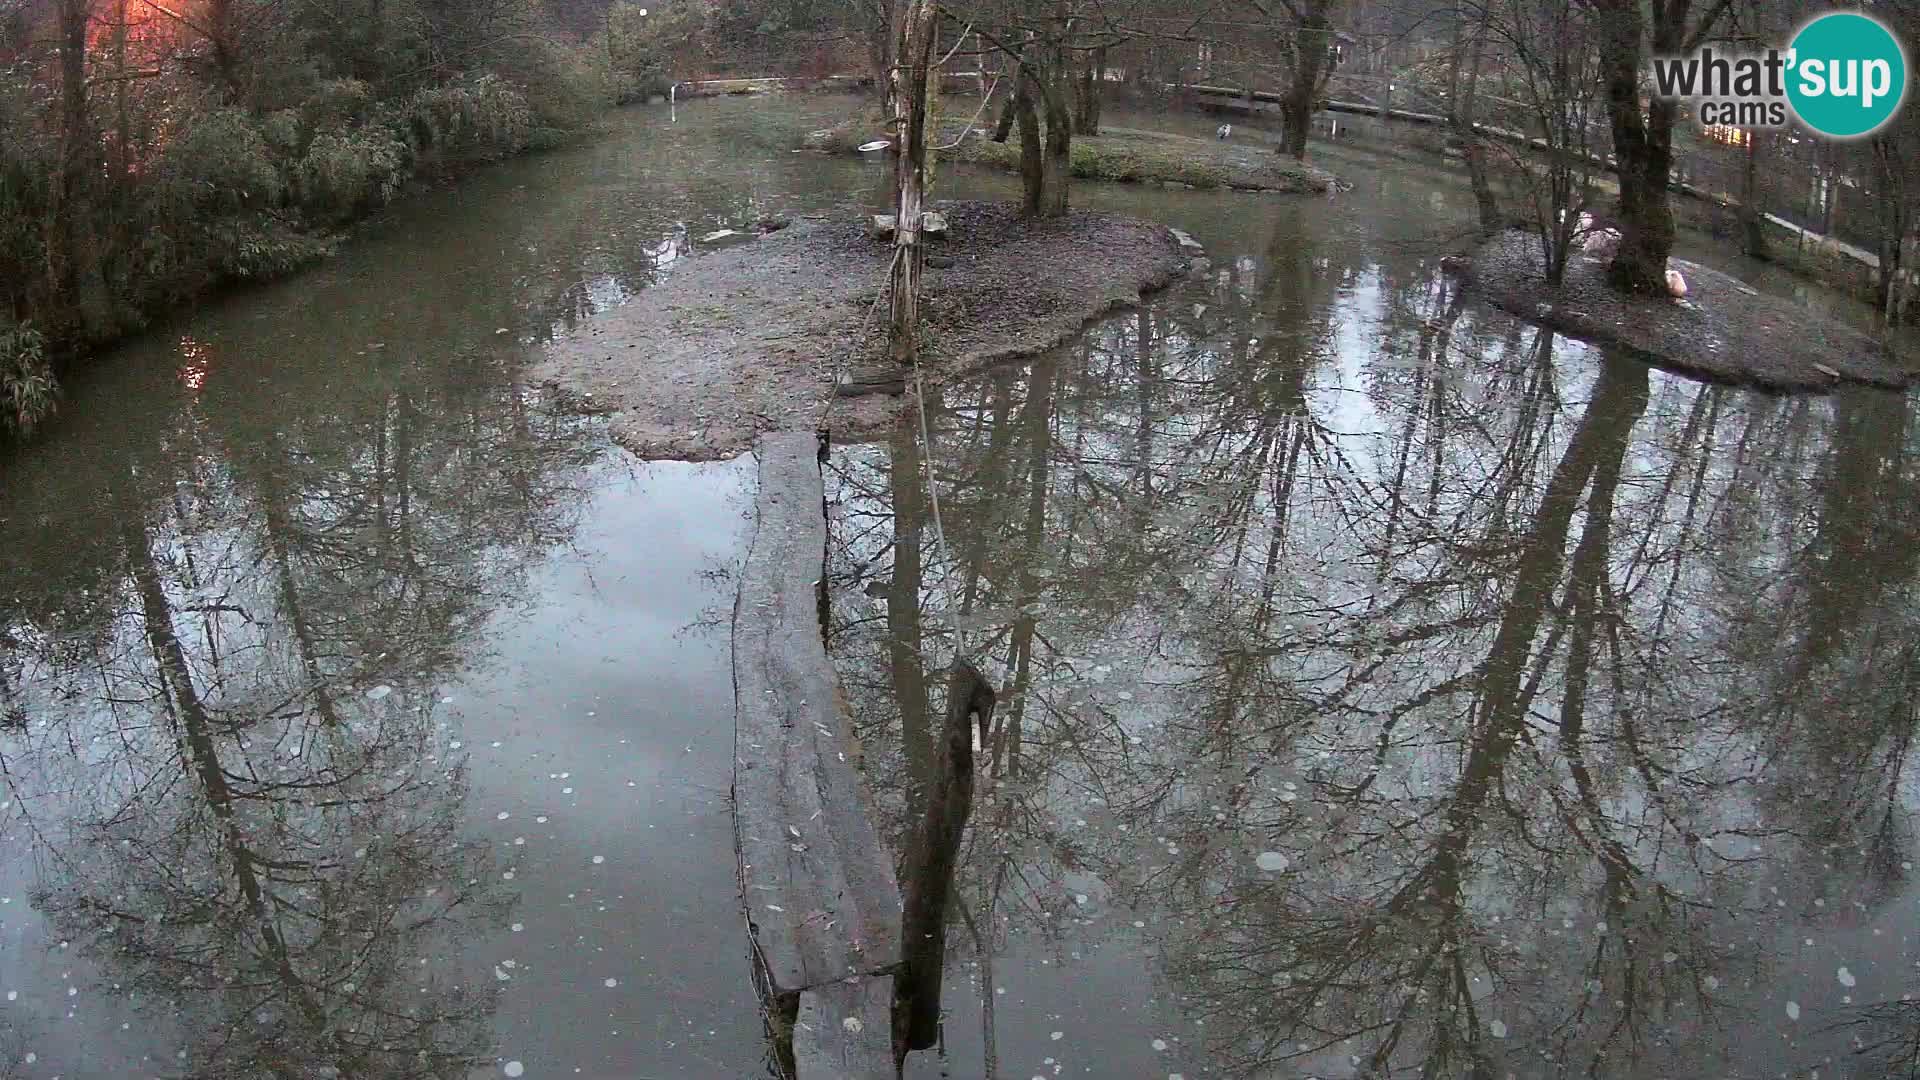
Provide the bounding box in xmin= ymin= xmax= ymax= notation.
xmin=0 ymin=329 xmax=601 ymax=1076
xmin=828 ymin=235 xmax=1920 ymax=1078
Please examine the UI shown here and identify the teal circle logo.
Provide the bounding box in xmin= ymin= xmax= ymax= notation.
xmin=1786 ymin=12 xmax=1908 ymax=138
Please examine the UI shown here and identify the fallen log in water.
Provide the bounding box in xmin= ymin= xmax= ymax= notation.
xmin=732 ymin=430 xmax=902 ymax=1079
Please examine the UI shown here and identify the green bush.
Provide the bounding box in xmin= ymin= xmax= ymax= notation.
xmin=295 ymin=125 xmax=411 ymax=217
xmin=0 ymin=0 xmax=644 ymax=441
xmin=0 ymin=323 xmax=54 ymax=438
xmin=153 ymin=109 xmax=286 ymax=214
xmin=301 ymin=79 xmax=378 ymax=136
xmin=406 ymin=76 xmax=535 ymax=157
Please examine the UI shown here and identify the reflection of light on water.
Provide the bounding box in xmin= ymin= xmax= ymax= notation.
xmin=1702 ymin=123 xmax=1751 ymax=147
xmin=177 ymin=337 xmax=211 ymax=391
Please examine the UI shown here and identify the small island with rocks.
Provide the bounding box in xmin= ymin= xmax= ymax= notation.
xmin=1448 ymin=230 xmax=1915 ymax=393
xmin=803 ymin=119 xmax=1336 ymax=194
xmin=534 ymin=200 xmax=1194 ymax=459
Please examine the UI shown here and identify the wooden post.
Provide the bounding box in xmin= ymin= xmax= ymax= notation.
xmin=894 ymin=661 xmax=995 ymax=1061
xmin=888 ymin=0 xmax=937 ymax=366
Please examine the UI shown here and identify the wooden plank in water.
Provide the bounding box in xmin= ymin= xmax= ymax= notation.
xmin=793 ymin=976 xmax=895 ymax=1080
xmin=733 ymin=431 xmax=903 ymax=997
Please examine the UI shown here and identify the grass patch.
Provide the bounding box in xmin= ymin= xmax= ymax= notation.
xmin=944 ymin=125 xmax=1334 ymax=193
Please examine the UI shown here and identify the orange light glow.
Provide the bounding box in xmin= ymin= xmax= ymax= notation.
xmin=1702 ymin=124 xmax=1751 ymax=147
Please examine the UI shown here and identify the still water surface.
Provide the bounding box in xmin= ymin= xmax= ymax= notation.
xmin=0 ymin=94 xmax=1914 ymax=1080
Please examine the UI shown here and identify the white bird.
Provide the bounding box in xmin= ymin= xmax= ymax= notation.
xmin=1216 ymin=123 xmax=1232 ymax=139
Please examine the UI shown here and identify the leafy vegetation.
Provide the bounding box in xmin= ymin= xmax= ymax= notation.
xmin=946 ymin=126 xmax=1332 ymax=193
xmin=0 ymin=0 xmax=709 ymax=439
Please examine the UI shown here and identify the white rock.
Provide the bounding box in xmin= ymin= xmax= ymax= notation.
xmin=1255 ymin=851 xmax=1289 ymax=872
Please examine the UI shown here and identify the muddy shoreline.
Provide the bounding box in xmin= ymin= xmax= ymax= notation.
xmin=1452 ymin=230 xmax=1915 ymax=392
xmin=534 ymin=200 xmax=1191 ymax=459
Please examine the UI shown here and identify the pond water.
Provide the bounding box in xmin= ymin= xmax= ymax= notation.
xmin=0 ymin=92 xmax=1913 ymax=1080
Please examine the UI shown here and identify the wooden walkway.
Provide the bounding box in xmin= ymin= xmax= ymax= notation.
xmin=732 ymin=431 xmax=901 ymax=1079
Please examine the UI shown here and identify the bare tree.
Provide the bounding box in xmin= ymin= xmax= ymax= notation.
xmin=1581 ymin=0 xmax=1736 ymax=294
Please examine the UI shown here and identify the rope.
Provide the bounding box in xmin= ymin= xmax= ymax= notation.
xmin=931 ymin=73 xmax=1002 ymax=152
xmin=909 ymin=353 xmax=972 ymax=666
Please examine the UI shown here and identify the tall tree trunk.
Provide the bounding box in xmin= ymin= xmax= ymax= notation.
xmin=868 ymin=0 xmax=895 ymax=112
xmin=887 ymin=0 xmax=935 ymax=365
xmin=1592 ymin=0 xmax=1707 ymax=295
xmin=207 ymin=0 xmax=239 ymax=97
xmin=1014 ymin=65 xmax=1043 ymax=215
xmin=1037 ymin=64 xmax=1072 ymax=217
xmin=1281 ymin=0 xmax=1331 ymax=160
xmin=992 ymin=91 xmax=1016 ymax=142
xmin=1073 ymin=46 xmax=1105 ymax=135
xmin=1090 ymin=46 xmax=1105 ymax=133
xmin=1872 ymin=133 xmax=1907 ymax=321
xmin=1739 ymin=129 xmax=1769 ymax=259
xmin=1447 ymin=7 xmax=1498 ymax=237
xmin=52 ymin=0 xmax=95 ymax=328
xmin=112 ymin=0 xmax=130 ymax=175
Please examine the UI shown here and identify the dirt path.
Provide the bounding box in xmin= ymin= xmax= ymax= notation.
xmin=1452 ymin=230 xmax=1915 ymax=392
xmin=534 ymin=201 xmax=1191 ymax=459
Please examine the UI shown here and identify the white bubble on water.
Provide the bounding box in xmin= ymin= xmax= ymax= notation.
xmin=1050 ymin=1031 xmax=1063 ymax=1040
xmin=497 ymin=812 xmax=510 ymax=820
xmin=503 ymin=1063 xmax=525 ymax=1078
xmin=511 ymin=923 xmax=524 ymax=933
xmin=592 ymin=856 xmax=605 ymax=865
xmin=1151 ymin=1039 xmax=1168 ymax=1051
xmin=1489 ymin=1020 xmax=1507 ymax=1039
xmin=1839 ymin=967 xmax=1857 ymax=988
xmin=603 ymin=978 xmax=618 ymax=989
xmin=1786 ymin=1001 xmax=1801 ymax=1021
